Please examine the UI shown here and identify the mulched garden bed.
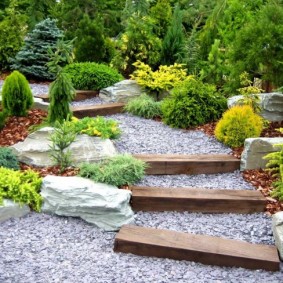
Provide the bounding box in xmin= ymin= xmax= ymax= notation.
xmin=1 ymin=109 xmax=282 ymax=214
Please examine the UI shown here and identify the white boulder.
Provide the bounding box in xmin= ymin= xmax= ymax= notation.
xmin=272 ymin=211 xmax=283 ymax=260
xmin=0 ymin=199 xmax=30 ymax=223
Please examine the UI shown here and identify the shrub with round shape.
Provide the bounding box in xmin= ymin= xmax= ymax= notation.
xmin=161 ymin=77 xmax=227 ymax=128
xmin=2 ymin=71 xmax=33 ymax=117
xmin=214 ymin=105 xmax=264 ymax=148
xmin=0 ymin=147 xmax=19 ymax=170
xmin=63 ymin=62 xmax=123 ymax=90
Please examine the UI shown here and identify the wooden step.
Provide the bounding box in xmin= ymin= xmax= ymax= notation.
xmin=72 ymin=103 xmax=125 ymax=118
xmin=133 ymin=154 xmax=240 ymax=175
xmin=114 ymin=225 xmax=280 ymax=271
xmin=130 ymin=186 xmax=266 ymax=213
xmin=34 ymin=90 xmax=99 ymax=102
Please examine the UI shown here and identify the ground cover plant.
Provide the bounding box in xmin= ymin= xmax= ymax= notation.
xmin=0 ymin=147 xmax=19 ymax=170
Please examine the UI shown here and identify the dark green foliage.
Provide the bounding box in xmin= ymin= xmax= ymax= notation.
xmin=79 ymin=154 xmax=146 ymax=187
xmin=2 ymin=71 xmax=33 ymax=117
xmin=63 ymin=62 xmax=123 ymax=90
xmin=161 ymin=4 xmax=186 ymax=65
xmin=0 ymin=167 xmax=42 ymax=212
xmin=161 ymin=78 xmax=227 ymax=128
xmin=11 ymin=18 xmax=63 ymax=80
xmin=125 ymin=94 xmax=162 ymax=119
xmin=0 ymin=111 xmax=8 ymax=130
xmin=75 ymin=15 xmax=108 ymax=63
xmin=0 ymin=147 xmax=20 ymax=170
xmin=48 ymin=72 xmax=75 ymax=124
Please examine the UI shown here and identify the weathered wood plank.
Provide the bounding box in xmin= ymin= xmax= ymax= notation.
xmin=133 ymin=154 xmax=240 ymax=175
xmin=130 ymin=186 xmax=266 ymax=213
xmin=114 ymin=225 xmax=280 ymax=271
xmin=72 ymin=103 xmax=125 ymax=118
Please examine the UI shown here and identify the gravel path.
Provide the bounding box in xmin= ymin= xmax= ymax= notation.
xmin=0 ymin=82 xmax=282 ymax=282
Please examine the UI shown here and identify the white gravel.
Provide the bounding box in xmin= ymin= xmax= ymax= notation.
xmin=0 ymin=82 xmax=282 ymax=282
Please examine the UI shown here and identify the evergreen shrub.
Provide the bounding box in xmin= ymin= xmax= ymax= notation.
xmin=0 ymin=111 xmax=8 ymax=130
xmin=63 ymin=63 xmax=123 ymax=90
xmin=0 ymin=147 xmax=19 ymax=170
xmin=0 ymin=167 xmax=42 ymax=212
xmin=161 ymin=78 xmax=227 ymax=128
xmin=2 ymin=71 xmax=33 ymax=116
xmin=124 ymin=94 xmax=162 ymax=119
xmin=214 ymin=105 xmax=263 ymax=148
xmin=79 ymin=154 xmax=146 ymax=187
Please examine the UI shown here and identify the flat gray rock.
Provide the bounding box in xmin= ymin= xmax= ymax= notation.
xmin=228 ymin=92 xmax=283 ymax=121
xmin=241 ymin=137 xmax=283 ymax=170
xmin=10 ymin=127 xmax=117 ymax=167
xmin=272 ymin=211 xmax=283 ymax=260
xmin=99 ymin=79 xmax=142 ymax=103
xmin=41 ymin=175 xmax=134 ymax=231
xmin=0 ymin=199 xmax=30 ymax=223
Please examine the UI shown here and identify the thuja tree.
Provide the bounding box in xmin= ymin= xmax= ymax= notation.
xmin=11 ymin=18 xmax=63 ymax=80
xmin=2 ymin=70 xmax=33 ymax=117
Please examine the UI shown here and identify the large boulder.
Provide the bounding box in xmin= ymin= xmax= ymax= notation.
xmin=272 ymin=211 xmax=283 ymax=260
xmin=32 ymin=97 xmax=49 ymax=111
xmin=227 ymin=92 xmax=283 ymax=122
xmin=10 ymin=127 xmax=117 ymax=167
xmin=0 ymin=199 xmax=30 ymax=223
xmin=99 ymin=80 xmax=142 ymax=103
xmin=241 ymin=138 xmax=283 ymax=170
xmin=41 ymin=175 xmax=134 ymax=231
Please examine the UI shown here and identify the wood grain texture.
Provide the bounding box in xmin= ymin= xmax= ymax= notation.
xmin=72 ymin=103 xmax=125 ymax=118
xmin=133 ymin=154 xmax=240 ymax=175
xmin=130 ymin=186 xmax=266 ymax=213
xmin=114 ymin=225 xmax=280 ymax=271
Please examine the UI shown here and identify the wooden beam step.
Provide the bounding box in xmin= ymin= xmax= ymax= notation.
xmin=130 ymin=186 xmax=266 ymax=213
xmin=133 ymin=154 xmax=240 ymax=175
xmin=114 ymin=225 xmax=280 ymax=271
xmin=72 ymin=103 xmax=125 ymax=118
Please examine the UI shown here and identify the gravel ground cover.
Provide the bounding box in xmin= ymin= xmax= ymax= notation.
xmin=0 ymin=81 xmax=282 ymax=282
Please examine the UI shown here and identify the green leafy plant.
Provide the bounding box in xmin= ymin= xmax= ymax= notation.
xmin=161 ymin=77 xmax=227 ymax=128
xmin=236 ymin=72 xmax=263 ymax=113
xmin=71 ymin=116 xmax=121 ymax=139
xmin=130 ymin=60 xmax=188 ymax=100
xmin=0 ymin=167 xmax=42 ymax=212
xmin=48 ymin=71 xmax=76 ymax=124
xmin=2 ymin=71 xmax=34 ymax=117
xmin=0 ymin=147 xmax=19 ymax=170
xmin=124 ymin=94 xmax=162 ymax=119
xmin=49 ymin=120 xmax=77 ymax=172
xmin=63 ymin=62 xmax=123 ymax=90
xmin=215 ymin=105 xmax=263 ymax=148
xmin=79 ymin=154 xmax=146 ymax=187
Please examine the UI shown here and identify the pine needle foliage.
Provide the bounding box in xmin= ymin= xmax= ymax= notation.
xmin=2 ymin=70 xmax=33 ymax=117
xmin=47 ymin=72 xmax=75 ymax=124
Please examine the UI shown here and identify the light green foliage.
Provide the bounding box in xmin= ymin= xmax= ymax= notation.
xmin=111 ymin=14 xmax=162 ymax=75
xmin=215 ymin=105 xmax=263 ymax=148
xmin=49 ymin=120 xmax=77 ymax=172
xmin=124 ymin=94 xmax=162 ymax=119
xmin=264 ymin=140 xmax=283 ymax=201
xmin=63 ymin=62 xmax=123 ymax=90
xmin=237 ymin=72 xmax=263 ymax=113
xmin=161 ymin=4 xmax=185 ymax=65
xmin=0 ymin=147 xmax=19 ymax=170
xmin=48 ymin=72 xmax=75 ymax=124
xmin=71 ymin=116 xmax=121 ymax=139
xmin=79 ymin=154 xmax=146 ymax=187
xmin=0 ymin=167 xmax=42 ymax=212
xmin=2 ymin=71 xmax=33 ymax=117
xmin=11 ymin=18 xmax=63 ymax=80
xmin=0 ymin=2 xmax=27 ymax=70
xmin=161 ymin=77 xmax=227 ymax=128
xmin=130 ymin=61 xmax=187 ymax=99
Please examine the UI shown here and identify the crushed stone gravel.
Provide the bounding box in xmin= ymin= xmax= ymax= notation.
xmin=0 ymin=82 xmax=282 ymax=282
